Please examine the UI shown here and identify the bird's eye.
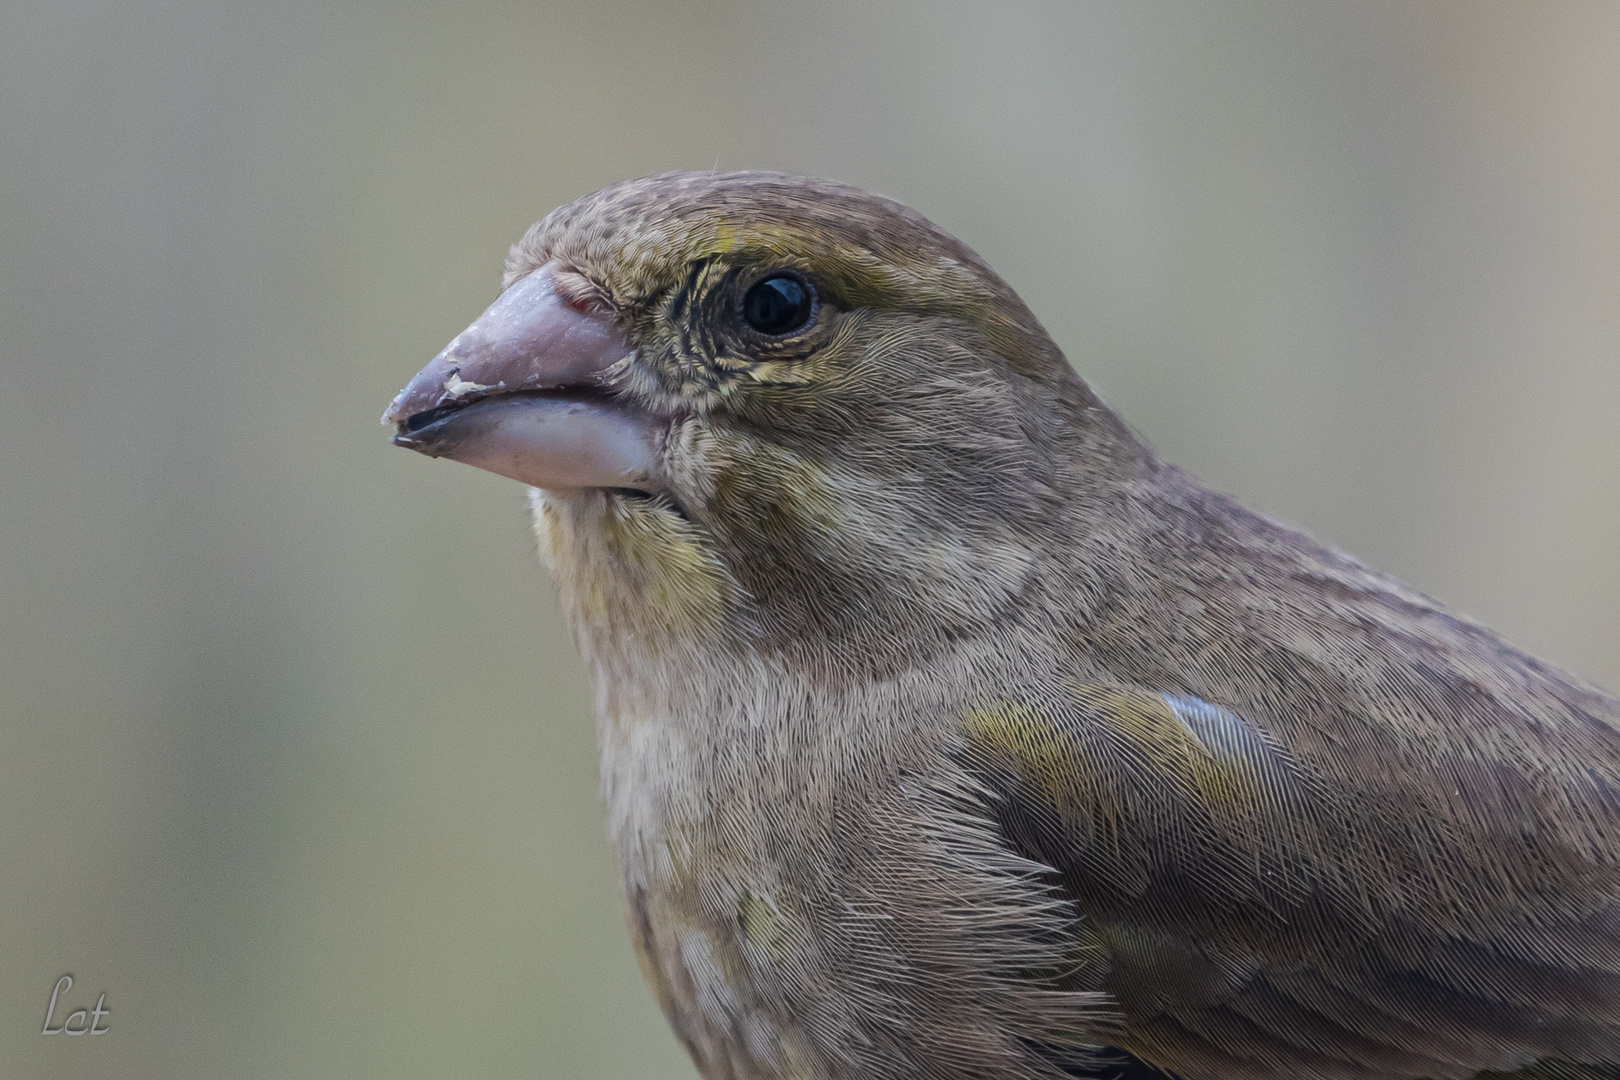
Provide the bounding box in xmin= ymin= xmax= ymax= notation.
xmin=741 ymin=274 xmax=815 ymax=336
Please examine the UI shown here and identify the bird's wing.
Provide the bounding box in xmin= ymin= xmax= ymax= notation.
xmin=959 ymin=683 xmax=1620 ymax=1080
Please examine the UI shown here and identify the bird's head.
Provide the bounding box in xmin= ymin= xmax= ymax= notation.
xmin=385 ymin=172 xmax=1142 ymax=680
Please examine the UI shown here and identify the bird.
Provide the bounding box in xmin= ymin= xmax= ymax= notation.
xmin=382 ymin=171 xmax=1620 ymax=1080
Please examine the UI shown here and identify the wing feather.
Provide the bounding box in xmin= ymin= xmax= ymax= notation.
xmin=961 ymin=683 xmax=1620 ymax=1079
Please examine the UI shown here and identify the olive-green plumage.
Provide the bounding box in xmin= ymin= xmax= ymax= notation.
xmin=506 ymin=172 xmax=1620 ymax=1080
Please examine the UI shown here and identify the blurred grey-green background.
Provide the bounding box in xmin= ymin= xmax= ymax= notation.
xmin=3 ymin=1 xmax=1617 ymax=1076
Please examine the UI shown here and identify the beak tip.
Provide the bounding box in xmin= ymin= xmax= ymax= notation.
xmin=381 ymin=389 xmax=411 ymax=428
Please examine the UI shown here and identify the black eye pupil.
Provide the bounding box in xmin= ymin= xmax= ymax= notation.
xmin=742 ymin=274 xmax=813 ymax=335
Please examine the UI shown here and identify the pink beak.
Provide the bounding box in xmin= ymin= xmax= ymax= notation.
xmin=382 ymin=264 xmax=666 ymax=493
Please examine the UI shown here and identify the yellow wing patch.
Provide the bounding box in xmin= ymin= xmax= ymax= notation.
xmin=963 ymin=684 xmax=1309 ymax=823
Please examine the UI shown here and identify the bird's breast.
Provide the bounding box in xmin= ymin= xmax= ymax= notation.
xmin=595 ymin=690 xmax=835 ymax=1080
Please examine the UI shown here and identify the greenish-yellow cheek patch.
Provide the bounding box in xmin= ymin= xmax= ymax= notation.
xmin=539 ymin=493 xmax=733 ymax=636
xmin=711 ymin=442 xmax=843 ymax=545
xmin=611 ymin=507 xmax=730 ymax=630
